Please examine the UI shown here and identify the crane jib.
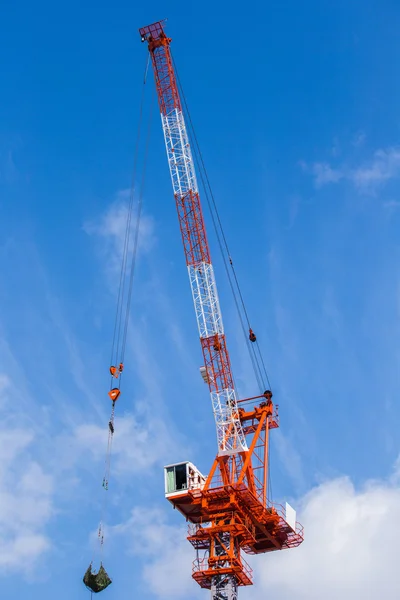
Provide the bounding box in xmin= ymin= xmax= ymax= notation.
xmin=140 ymin=22 xmax=247 ymax=456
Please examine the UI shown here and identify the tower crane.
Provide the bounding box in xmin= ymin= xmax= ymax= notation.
xmin=139 ymin=20 xmax=304 ymax=600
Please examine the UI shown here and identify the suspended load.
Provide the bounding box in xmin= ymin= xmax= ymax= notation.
xmin=83 ymin=563 xmax=112 ymax=593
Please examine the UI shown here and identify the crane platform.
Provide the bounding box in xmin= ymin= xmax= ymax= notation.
xmin=165 ymin=473 xmax=303 ymax=554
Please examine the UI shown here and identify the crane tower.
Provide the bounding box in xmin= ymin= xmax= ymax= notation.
xmin=139 ymin=20 xmax=303 ymax=600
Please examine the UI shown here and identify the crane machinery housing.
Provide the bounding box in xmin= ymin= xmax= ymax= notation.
xmin=139 ymin=19 xmax=304 ymax=600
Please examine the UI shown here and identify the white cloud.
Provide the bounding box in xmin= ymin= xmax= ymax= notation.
xmin=246 ymin=468 xmax=400 ymax=599
xmin=73 ymin=410 xmax=183 ymax=478
xmin=84 ymin=189 xmax=155 ymax=277
xmin=383 ymin=199 xmax=400 ymax=210
xmin=0 ymin=428 xmax=33 ymax=478
xmin=304 ymin=146 xmax=400 ymax=193
xmin=0 ymin=426 xmax=53 ymax=573
xmin=330 ymin=136 xmax=340 ymax=157
xmin=352 ymin=130 xmax=367 ymax=147
xmin=0 ymin=534 xmax=50 ymax=570
xmin=0 ymin=375 xmax=54 ymax=574
xmin=112 ymin=507 xmax=201 ymax=598
xmin=274 ymin=430 xmax=305 ymax=492
xmin=352 ymin=147 xmax=400 ymax=190
xmin=0 ymin=373 xmax=9 ymax=395
xmin=299 ymin=160 xmax=343 ymax=187
xmin=312 ymin=162 xmax=344 ymax=187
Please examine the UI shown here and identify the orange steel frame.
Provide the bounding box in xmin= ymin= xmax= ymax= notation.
xmin=168 ymin=395 xmax=303 ymax=588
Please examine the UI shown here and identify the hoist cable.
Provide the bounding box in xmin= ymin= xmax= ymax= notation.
xmin=172 ymin=54 xmax=271 ymax=392
xmin=100 ymin=57 xmax=151 ymax=551
xmin=172 ymin=55 xmax=267 ymax=390
xmin=91 ymin=55 xmax=151 ymax=570
xmin=112 ymin=54 xmax=150 ymax=370
xmin=120 ymin=87 xmax=154 ymax=365
xmin=256 ymin=343 xmax=272 ymax=390
xmin=92 ymin=402 xmax=115 ymax=567
xmin=191 ymin=141 xmax=263 ymax=392
xmin=189 ymin=128 xmax=264 ymax=391
xmin=179 ymin=100 xmax=263 ymax=393
xmin=110 ymin=53 xmax=150 ymax=370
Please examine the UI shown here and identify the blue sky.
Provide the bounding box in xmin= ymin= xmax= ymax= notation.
xmin=1 ymin=1 xmax=400 ymax=598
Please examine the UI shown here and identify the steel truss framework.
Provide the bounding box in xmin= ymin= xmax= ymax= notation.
xmin=139 ymin=20 xmax=304 ymax=600
xmin=185 ymin=400 xmax=303 ymax=593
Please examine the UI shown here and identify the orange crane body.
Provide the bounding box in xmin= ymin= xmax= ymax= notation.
xmin=166 ymin=396 xmax=303 ymax=589
xmin=140 ymin=20 xmax=303 ymax=598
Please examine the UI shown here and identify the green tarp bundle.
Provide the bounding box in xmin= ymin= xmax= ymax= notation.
xmin=83 ymin=563 xmax=112 ymax=593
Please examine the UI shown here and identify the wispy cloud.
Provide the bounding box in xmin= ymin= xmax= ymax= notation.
xmin=72 ymin=409 xmax=184 ymax=478
xmin=352 ymin=147 xmax=400 ymax=189
xmin=274 ymin=430 xmax=306 ymax=493
xmin=112 ymin=506 xmax=201 ymax=598
xmin=312 ymin=163 xmax=344 ymax=187
xmin=0 ymin=135 xmax=22 ymax=185
xmin=0 ymin=399 xmax=54 ymax=574
xmin=84 ymin=189 xmax=155 ymax=278
xmin=352 ymin=130 xmax=367 ymax=147
xmin=0 ymin=227 xmax=189 ymax=583
xmin=383 ymin=199 xmax=400 ymax=210
xmin=303 ymin=146 xmax=400 ymax=193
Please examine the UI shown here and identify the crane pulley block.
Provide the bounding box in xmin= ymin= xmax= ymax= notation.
xmin=249 ymin=328 xmax=256 ymax=343
xmin=110 ymin=363 xmax=124 ymax=378
xmin=108 ymin=388 xmax=120 ymax=402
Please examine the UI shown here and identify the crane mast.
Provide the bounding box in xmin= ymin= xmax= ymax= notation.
xmin=140 ymin=20 xmax=303 ymax=600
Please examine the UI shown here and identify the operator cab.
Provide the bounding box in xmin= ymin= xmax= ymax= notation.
xmin=164 ymin=461 xmax=206 ymax=498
